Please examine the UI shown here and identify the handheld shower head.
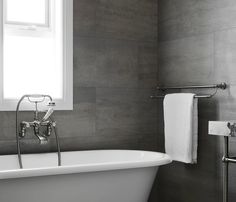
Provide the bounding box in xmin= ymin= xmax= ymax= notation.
xmin=42 ymin=108 xmax=54 ymax=122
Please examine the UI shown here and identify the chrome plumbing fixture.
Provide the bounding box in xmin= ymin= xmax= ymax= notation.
xmin=150 ymin=82 xmax=227 ymax=99
xmin=208 ymin=121 xmax=236 ymax=202
xmin=16 ymin=95 xmax=61 ymax=169
xmin=156 ymin=82 xmax=227 ymax=91
xmin=227 ymin=122 xmax=236 ymax=137
xmin=19 ymin=108 xmax=55 ymax=143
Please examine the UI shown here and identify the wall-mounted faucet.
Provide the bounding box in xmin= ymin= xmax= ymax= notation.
xmin=16 ymin=95 xmax=61 ymax=169
xmin=19 ymin=108 xmax=55 ymax=144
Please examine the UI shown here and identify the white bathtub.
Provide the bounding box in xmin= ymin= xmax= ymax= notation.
xmin=0 ymin=150 xmax=171 ymax=202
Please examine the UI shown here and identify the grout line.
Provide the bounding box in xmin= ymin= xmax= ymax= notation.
xmin=73 ymin=34 xmax=158 ymax=44
xmin=158 ymin=26 xmax=236 ymax=43
xmin=213 ymin=32 xmax=216 ymax=77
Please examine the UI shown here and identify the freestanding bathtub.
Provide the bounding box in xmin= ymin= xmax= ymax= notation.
xmin=0 ymin=150 xmax=171 ymax=202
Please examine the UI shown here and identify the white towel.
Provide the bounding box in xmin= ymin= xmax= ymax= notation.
xmin=164 ymin=93 xmax=198 ymax=164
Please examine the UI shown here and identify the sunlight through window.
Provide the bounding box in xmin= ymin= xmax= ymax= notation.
xmin=0 ymin=0 xmax=73 ymax=110
xmin=6 ymin=0 xmax=49 ymax=25
xmin=4 ymin=0 xmax=62 ymax=99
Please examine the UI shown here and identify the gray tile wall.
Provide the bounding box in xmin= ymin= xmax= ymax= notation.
xmin=0 ymin=1 xmax=159 ymax=200
xmin=156 ymin=0 xmax=236 ymax=201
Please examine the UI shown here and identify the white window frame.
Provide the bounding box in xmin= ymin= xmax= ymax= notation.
xmin=0 ymin=0 xmax=73 ymax=111
xmin=4 ymin=0 xmax=51 ymax=28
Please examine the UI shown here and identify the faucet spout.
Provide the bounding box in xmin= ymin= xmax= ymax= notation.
xmin=33 ymin=121 xmax=48 ymax=144
xmin=35 ymin=133 xmax=48 ymax=145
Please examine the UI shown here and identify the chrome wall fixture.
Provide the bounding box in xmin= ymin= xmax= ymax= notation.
xmin=222 ymin=124 xmax=236 ymax=202
xmin=150 ymin=82 xmax=227 ymax=99
xmin=211 ymin=122 xmax=236 ymax=202
xmin=16 ymin=95 xmax=61 ymax=169
xmin=209 ymin=121 xmax=236 ymax=202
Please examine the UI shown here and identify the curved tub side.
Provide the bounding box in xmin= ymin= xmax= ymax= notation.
xmin=0 ymin=166 xmax=159 ymax=202
xmin=0 ymin=150 xmax=171 ymax=202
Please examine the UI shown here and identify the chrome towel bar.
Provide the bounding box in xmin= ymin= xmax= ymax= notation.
xmin=150 ymin=82 xmax=227 ymax=99
xmin=156 ymin=82 xmax=227 ymax=91
xmin=150 ymin=94 xmax=213 ymax=99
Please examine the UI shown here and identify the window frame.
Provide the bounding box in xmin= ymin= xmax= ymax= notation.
xmin=4 ymin=0 xmax=51 ymax=28
xmin=0 ymin=0 xmax=73 ymax=111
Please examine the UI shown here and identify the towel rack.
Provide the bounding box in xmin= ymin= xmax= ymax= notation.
xmin=150 ymin=82 xmax=227 ymax=99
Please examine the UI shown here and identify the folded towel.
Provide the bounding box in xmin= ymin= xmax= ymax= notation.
xmin=164 ymin=93 xmax=198 ymax=164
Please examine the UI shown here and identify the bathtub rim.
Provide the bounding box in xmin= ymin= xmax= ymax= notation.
xmin=0 ymin=150 xmax=172 ymax=180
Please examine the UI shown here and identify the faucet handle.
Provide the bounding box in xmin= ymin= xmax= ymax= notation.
xmin=21 ymin=121 xmax=30 ymax=128
xmin=19 ymin=121 xmax=31 ymax=137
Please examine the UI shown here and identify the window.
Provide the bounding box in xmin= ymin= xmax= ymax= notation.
xmin=5 ymin=0 xmax=50 ymax=27
xmin=0 ymin=0 xmax=73 ymax=110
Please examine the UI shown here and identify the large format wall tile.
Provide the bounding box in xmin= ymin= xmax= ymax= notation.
xmin=73 ymin=37 xmax=97 ymax=87
xmin=73 ymin=0 xmax=97 ymax=37
xmin=138 ymin=42 xmax=158 ymax=88
xmin=215 ymin=29 xmax=236 ymax=85
xmin=158 ymin=0 xmax=236 ymax=41
xmin=95 ymin=38 xmax=158 ymax=88
xmin=159 ymin=34 xmax=214 ymax=86
xmin=96 ymin=0 xmax=157 ymax=42
xmin=96 ymin=88 xmax=157 ymax=138
xmin=0 ymin=112 xmax=15 ymax=141
xmin=95 ymin=39 xmax=139 ymax=88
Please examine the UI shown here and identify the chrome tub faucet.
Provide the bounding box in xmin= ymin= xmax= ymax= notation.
xmin=19 ymin=107 xmax=55 ymax=144
xmin=16 ymin=95 xmax=61 ymax=168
